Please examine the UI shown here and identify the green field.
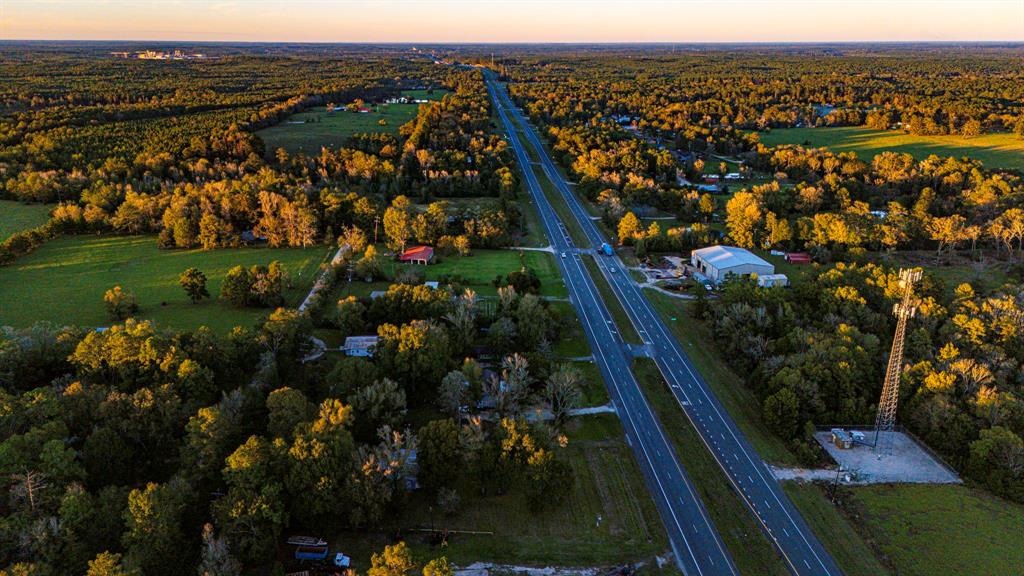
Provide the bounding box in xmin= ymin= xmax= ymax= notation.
xmin=0 ymin=235 xmax=329 ymax=332
xmin=759 ymin=127 xmax=1024 ymax=171
xmin=403 ymin=248 xmax=567 ymax=298
xmin=0 ymin=200 xmax=51 ymax=241
xmin=256 ymin=90 xmax=448 ymax=156
xmin=335 ymin=413 xmax=668 ymax=570
xmin=846 ymin=484 xmax=1024 ymax=576
xmin=327 ymin=249 xmax=567 ymax=305
xmin=781 ymin=482 xmax=889 ymax=576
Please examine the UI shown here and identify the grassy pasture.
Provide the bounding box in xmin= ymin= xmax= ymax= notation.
xmin=0 ymin=235 xmax=328 ymax=332
xmin=257 ymin=89 xmax=449 ymax=155
xmin=759 ymin=127 xmax=1024 ymax=171
xmin=845 ymin=484 xmax=1024 ymax=576
xmin=392 ymin=248 xmax=567 ymax=298
xmin=0 ymin=200 xmax=51 ymax=241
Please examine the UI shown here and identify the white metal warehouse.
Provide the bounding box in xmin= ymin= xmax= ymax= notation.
xmin=691 ymin=245 xmax=774 ymax=284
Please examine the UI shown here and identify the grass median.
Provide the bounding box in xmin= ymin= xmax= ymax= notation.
xmin=632 ymin=357 xmax=790 ymax=576
xmin=580 ymin=254 xmax=642 ymax=344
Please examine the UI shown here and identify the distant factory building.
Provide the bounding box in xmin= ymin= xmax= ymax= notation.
xmin=691 ymin=245 xmax=774 ymax=285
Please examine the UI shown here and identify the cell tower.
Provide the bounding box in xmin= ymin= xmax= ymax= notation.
xmin=873 ymin=268 xmax=922 ymax=455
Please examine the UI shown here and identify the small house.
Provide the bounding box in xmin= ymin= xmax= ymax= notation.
xmin=343 ymin=336 xmax=379 ymax=357
xmin=757 ymin=273 xmax=789 ymax=288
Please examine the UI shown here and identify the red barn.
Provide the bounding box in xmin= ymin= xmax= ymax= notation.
xmin=785 ymin=252 xmax=812 ymax=264
xmin=399 ymin=246 xmax=434 ymax=265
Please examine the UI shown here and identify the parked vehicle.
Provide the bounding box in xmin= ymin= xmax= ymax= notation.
xmin=333 ymin=553 xmax=352 ymax=568
xmin=295 ymin=546 xmax=329 ymax=562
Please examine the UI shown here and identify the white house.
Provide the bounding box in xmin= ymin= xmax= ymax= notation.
xmin=343 ymin=336 xmax=379 ymax=357
xmin=757 ymin=273 xmax=790 ymax=288
xmin=691 ymin=245 xmax=774 ymax=285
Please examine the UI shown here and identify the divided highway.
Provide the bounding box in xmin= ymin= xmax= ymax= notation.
xmin=486 ymin=71 xmax=843 ymax=576
xmin=486 ymin=75 xmax=737 ymax=576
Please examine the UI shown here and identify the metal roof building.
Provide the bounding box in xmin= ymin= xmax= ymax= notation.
xmin=691 ymin=245 xmax=774 ymax=285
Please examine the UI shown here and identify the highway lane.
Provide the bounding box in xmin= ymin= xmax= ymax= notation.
xmin=487 ymin=75 xmax=737 ymax=576
xmin=488 ymin=72 xmax=843 ymax=576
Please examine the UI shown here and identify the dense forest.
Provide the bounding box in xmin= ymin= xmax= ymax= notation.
xmin=0 ymin=45 xmax=573 ymax=575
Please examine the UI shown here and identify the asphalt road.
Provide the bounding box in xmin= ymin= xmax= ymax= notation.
xmin=486 ymin=75 xmax=738 ymax=576
xmin=485 ymin=71 xmax=843 ymax=576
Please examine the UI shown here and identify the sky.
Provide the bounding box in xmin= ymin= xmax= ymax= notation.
xmin=2 ymin=0 xmax=1023 ymax=43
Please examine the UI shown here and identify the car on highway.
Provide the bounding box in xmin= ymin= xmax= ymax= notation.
xmin=561 ymin=252 xmax=566 ymax=258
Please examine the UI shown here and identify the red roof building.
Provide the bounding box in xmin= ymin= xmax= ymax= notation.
xmin=399 ymin=246 xmax=435 ymax=265
xmin=785 ymin=252 xmax=812 ymax=264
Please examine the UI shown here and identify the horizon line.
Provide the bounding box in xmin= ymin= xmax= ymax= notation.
xmin=4 ymin=38 xmax=1024 ymax=45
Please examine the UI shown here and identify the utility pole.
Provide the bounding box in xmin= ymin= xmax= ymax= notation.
xmin=373 ymin=214 xmax=380 ymax=245
xmin=873 ymin=268 xmax=921 ymax=455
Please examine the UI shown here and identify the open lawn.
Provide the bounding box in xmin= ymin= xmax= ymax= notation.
xmin=0 ymin=235 xmax=329 ymax=332
xmin=0 ymin=200 xmax=51 ymax=241
xmin=402 ymin=249 xmax=567 ymax=298
xmin=759 ymin=127 xmax=1024 ymax=171
xmin=325 ymin=249 xmax=567 ymax=306
xmin=333 ymin=413 xmax=668 ymax=570
xmin=256 ymin=90 xmax=447 ymax=156
xmin=844 ymin=484 xmax=1024 ymax=576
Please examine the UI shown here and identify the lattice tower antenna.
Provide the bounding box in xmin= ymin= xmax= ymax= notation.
xmin=874 ymin=268 xmax=922 ymax=455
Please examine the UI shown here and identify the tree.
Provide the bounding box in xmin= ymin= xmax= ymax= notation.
xmin=104 ymin=286 xmax=138 ymax=320
xmin=287 ymin=400 xmax=356 ymax=520
xmin=197 ymin=523 xmax=242 ymax=576
xmin=123 ymin=479 xmax=192 ymax=576
xmin=215 ymin=435 xmax=288 ymax=564
xmin=927 ymin=214 xmax=967 ymax=258
xmin=179 ymin=268 xmax=209 ymax=304
xmin=355 ymin=245 xmax=382 ymax=281
xmin=220 ymin=266 xmax=251 ymax=307
xmin=265 ymin=387 xmax=314 ymax=440
xmin=384 ymin=196 xmax=413 ymax=252
xmin=438 ymin=370 xmax=469 ymax=416
xmin=725 ymin=191 xmax=762 ymax=249
xmin=347 ymin=378 xmax=408 ymax=441
xmin=967 ymin=426 xmax=1023 ymax=501
xmin=368 ymin=542 xmax=416 ymax=576
xmin=86 ymin=552 xmax=135 ymax=576
xmin=417 ymin=419 xmax=461 ymax=492
xmin=960 ymin=119 xmax=982 ymax=138
xmin=617 ymin=212 xmax=642 ymax=245
xmin=422 ymin=557 xmax=453 ymax=576
xmin=336 ymin=296 xmax=369 ymax=337
xmin=485 ymin=354 xmax=531 ymax=416
xmin=259 ymin=308 xmax=311 ymax=365
xmin=545 ymin=364 xmax=583 ymax=424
